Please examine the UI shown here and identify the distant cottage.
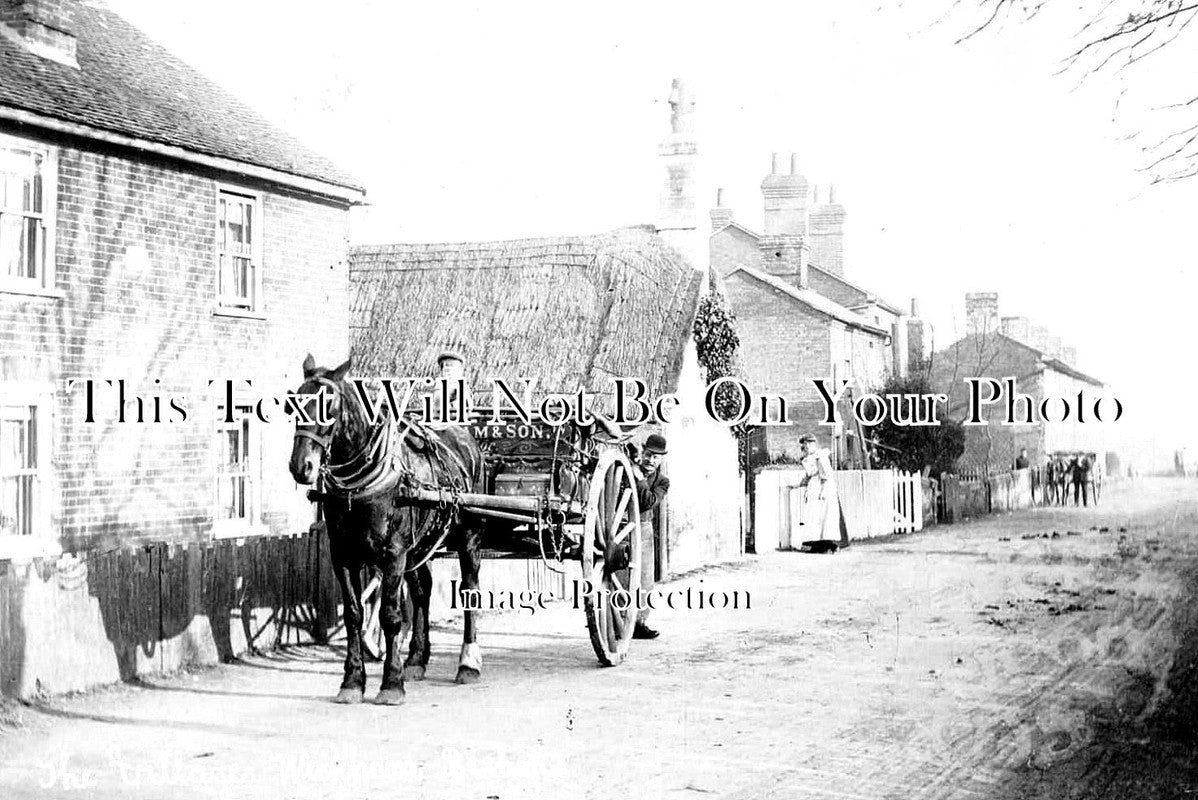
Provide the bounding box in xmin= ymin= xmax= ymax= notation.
xmin=932 ymin=293 xmax=1107 ymax=471
xmin=0 ymin=0 xmax=364 ymax=559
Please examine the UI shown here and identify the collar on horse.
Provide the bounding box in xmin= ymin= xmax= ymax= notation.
xmin=299 ymin=375 xmax=470 ymax=505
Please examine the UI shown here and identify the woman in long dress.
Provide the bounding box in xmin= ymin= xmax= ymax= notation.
xmin=797 ymin=433 xmax=847 ymax=547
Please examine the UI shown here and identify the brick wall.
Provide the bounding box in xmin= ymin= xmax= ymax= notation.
xmin=709 ymin=225 xmax=760 ymax=278
xmin=0 ymin=126 xmax=351 ymax=553
xmin=724 ymin=272 xmax=832 ymax=460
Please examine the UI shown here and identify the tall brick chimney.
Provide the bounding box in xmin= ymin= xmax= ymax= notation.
xmin=965 ymin=292 xmax=999 ymax=336
xmin=0 ymin=0 xmax=78 ymax=67
xmin=656 ymin=78 xmax=703 ymax=269
xmin=808 ymin=183 xmax=846 ymax=276
xmin=760 ymin=152 xmax=809 ymax=236
xmin=709 ymin=188 xmax=732 ymax=231
xmin=758 ymin=153 xmax=809 ymax=286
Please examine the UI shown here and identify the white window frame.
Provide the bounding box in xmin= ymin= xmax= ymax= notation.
xmin=212 ymin=402 xmax=267 ymax=539
xmin=0 ymin=133 xmax=58 ymax=297
xmin=213 ymin=185 xmax=264 ymax=318
xmin=0 ymin=381 xmax=58 ymax=561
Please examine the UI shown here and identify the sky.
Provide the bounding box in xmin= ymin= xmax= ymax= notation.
xmin=105 ymin=0 xmax=1198 ymax=469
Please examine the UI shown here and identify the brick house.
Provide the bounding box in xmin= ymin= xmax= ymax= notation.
xmin=929 ymin=327 xmax=1107 ymax=472
xmin=709 ymin=154 xmax=916 ymax=464
xmin=0 ymin=0 xmax=364 ymax=561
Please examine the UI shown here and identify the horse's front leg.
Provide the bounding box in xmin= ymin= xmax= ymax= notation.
xmin=331 ymin=557 xmax=367 ymax=704
xmin=403 ymin=563 xmax=432 ymax=681
xmin=374 ymin=548 xmax=408 ymax=705
xmin=455 ymin=523 xmax=483 ymax=684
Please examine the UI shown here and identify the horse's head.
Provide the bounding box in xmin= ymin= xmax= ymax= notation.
xmin=289 ymin=353 xmax=352 ymax=485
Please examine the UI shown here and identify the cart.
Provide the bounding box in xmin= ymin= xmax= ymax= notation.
xmin=353 ymin=409 xmax=644 ymax=667
xmin=1047 ymin=450 xmax=1102 ymax=506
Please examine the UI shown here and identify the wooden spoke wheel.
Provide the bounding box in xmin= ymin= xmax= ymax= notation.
xmin=581 ymin=449 xmax=642 ymax=666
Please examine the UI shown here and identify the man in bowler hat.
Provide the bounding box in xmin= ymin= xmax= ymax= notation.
xmin=632 ymin=433 xmax=670 ymax=639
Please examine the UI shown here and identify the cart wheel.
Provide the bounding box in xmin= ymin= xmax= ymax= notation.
xmin=581 ymin=449 xmax=642 ymax=666
xmin=360 ymin=571 xmax=411 ymax=661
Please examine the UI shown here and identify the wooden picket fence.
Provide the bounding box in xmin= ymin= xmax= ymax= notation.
xmin=753 ymin=468 xmax=922 ymax=550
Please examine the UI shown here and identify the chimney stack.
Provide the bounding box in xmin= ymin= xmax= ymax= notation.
xmin=0 ymin=0 xmax=78 ymax=67
xmin=965 ymin=292 xmax=1000 ymax=336
xmin=910 ymin=298 xmax=921 ymax=317
xmin=808 ymin=181 xmax=846 ymax=276
xmin=656 ymin=78 xmax=703 ymax=269
xmin=709 ymin=187 xmax=732 ymax=231
xmin=760 ymin=152 xmax=809 ymax=236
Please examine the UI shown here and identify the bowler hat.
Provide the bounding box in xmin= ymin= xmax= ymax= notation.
xmin=799 ymin=433 xmax=818 ymax=444
xmin=644 ymin=433 xmax=668 ymax=454
xmin=436 ymin=349 xmax=464 ymax=366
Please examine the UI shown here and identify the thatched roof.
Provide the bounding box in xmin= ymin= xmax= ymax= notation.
xmin=349 ymin=227 xmax=704 ymax=407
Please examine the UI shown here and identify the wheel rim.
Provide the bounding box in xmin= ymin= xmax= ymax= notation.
xmin=581 ymin=449 xmax=641 ymax=666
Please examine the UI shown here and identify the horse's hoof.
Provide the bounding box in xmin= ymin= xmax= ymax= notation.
xmin=333 ymin=687 xmax=365 ymax=705
xmin=455 ymin=667 xmax=481 ymax=685
xmin=402 ymin=665 xmax=426 ymax=682
xmin=374 ymin=688 xmax=406 ymax=706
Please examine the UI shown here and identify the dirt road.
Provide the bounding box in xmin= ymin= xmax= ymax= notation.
xmin=2 ymin=478 xmax=1197 ymax=799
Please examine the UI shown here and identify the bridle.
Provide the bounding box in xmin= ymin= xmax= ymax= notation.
xmin=293 ymin=374 xmax=343 ymax=453
xmin=293 ymin=374 xmax=401 ymax=498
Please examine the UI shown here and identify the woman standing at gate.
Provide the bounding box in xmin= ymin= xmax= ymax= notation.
xmin=797 ymin=433 xmax=848 ymax=549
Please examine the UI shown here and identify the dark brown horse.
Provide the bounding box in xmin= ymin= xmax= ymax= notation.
xmin=288 ymin=355 xmax=486 ymax=705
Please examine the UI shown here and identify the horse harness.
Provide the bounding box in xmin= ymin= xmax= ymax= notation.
xmin=297 ymin=375 xmax=473 ymax=573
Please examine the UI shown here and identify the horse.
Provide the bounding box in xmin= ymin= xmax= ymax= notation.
xmin=288 ymin=355 xmax=486 ymax=705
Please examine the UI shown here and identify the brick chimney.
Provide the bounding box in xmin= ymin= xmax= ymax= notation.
xmin=709 ymin=188 xmax=732 ymax=231
xmin=907 ymin=297 xmax=933 ymax=372
xmin=808 ymin=183 xmax=846 ymax=276
xmin=758 ymin=153 xmax=809 ymax=285
xmin=760 ymin=152 xmax=809 ymax=236
xmin=965 ymin=292 xmax=999 ymax=336
xmin=656 ymin=78 xmax=703 ymax=269
xmin=1000 ymin=316 xmax=1030 ymax=343
xmin=0 ymin=0 xmax=78 ymax=67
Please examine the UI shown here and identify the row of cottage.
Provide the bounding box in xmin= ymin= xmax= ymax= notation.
xmin=0 ymin=1 xmax=1106 ymax=568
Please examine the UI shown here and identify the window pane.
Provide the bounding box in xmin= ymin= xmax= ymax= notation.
xmin=22 ymin=216 xmax=38 ymax=281
xmin=1 ymin=412 xmax=30 ymax=471
xmin=0 ymin=477 xmax=16 ymax=535
xmin=31 ymin=153 xmax=42 ymax=213
xmin=0 ymin=213 xmax=23 ymax=277
xmin=0 ymin=475 xmax=33 ymax=536
xmin=234 ymin=257 xmax=249 ymax=299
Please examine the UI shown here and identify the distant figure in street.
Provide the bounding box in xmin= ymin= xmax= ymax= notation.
xmin=632 ymin=433 xmax=670 ymax=640
xmin=1015 ymin=449 xmax=1029 ymax=470
xmin=797 ymin=434 xmax=848 ymax=548
xmin=1071 ymin=453 xmax=1092 ymax=507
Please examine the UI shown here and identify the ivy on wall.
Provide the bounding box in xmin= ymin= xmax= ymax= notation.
xmin=692 ymin=282 xmax=742 ymax=425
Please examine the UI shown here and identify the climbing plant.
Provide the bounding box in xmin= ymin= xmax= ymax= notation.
xmin=692 ymin=284 xmax=742 ymax=425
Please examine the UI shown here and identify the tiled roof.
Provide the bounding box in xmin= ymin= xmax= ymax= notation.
xmin=726 ymin=263 xmax=890 ymax=336
xmin=0 ymin=2 xmax=362 ymax=194
xmin=711 ymin=220 xmax=902 ymax=315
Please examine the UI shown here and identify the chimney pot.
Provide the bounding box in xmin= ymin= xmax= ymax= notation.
xmin=829 ymin=184 xmax=838 ymax=204
xmin=911 ymin=298 xmax=921 ymax=317
xmin=812 ymin=185 xmax=821 ymax=204
xmin=771 ymin=152 xmax=781 ymax=175
xmin=716 ymin=187 xmax=725 ymax=207
xmin=790 ymin=153 xmax=799 ymax=175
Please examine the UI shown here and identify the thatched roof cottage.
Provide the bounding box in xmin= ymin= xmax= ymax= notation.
xmin=349 ymin=225 xmax=743 ymax=576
